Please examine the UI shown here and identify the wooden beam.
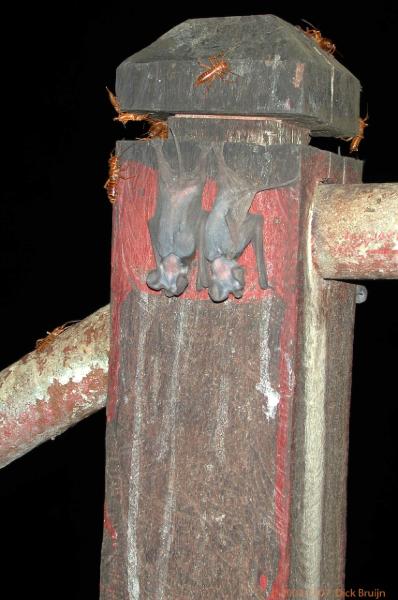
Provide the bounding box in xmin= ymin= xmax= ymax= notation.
xmin=312 ymin=183 xmax=398 ymax=279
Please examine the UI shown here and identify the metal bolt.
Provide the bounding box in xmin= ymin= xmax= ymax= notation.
xmin=355 ymin=285 xmax=368 ymax=304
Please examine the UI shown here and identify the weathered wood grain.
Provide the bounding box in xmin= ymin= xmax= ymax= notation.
xmin=312 ymin=183 xmax=398 ymax=279
xmin=103 ymin=290 xmax=286 ymax=599
xmin=288 ymin=150 xmax=362 ymax=600
xmin=116 ymin=15 xmax=360 ymax=137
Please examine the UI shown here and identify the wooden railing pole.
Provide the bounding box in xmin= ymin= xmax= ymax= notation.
xmin=0 ymin=306 xmax=109 ymax=468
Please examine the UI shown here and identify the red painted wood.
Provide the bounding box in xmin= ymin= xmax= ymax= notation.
xmin=109 ymin=162 xmax=299 ymax=303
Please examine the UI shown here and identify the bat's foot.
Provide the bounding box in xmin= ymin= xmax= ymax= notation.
xmin=147 ymin=254 xmax=189 ymax=297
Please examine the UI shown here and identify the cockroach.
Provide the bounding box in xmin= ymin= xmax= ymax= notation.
xmin=115 ymin=112 xmax=150 ymax=126
xmin=304 ymin=27 xmax=336 ymax=54
xmin=104 ymin=151 xmax=121 ymax=204
xmin=106 ymin=86 xmax=122 ymax=113
xmin=146 ymin=117 xmax=168 ymax=140
xmin=36 ymin=320 xmax=79 ymax=352
xmin=344 ymin=115 xmax=368 ymax=153
xmin=194 ymin=52 xmax=235 ymax=91
xmin=104 ymin=143 xmax=140 ymax=203
xmin=106 ymin=87 xmax=168 ymax=139
xmin=106 ymin=87 xmax=149 ymax=125
xmin=300 ymin=20 xmax=336 ymax=54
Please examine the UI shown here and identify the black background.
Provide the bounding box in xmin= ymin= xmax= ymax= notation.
xmin=1 ymin=3 xmax=397 ymax=598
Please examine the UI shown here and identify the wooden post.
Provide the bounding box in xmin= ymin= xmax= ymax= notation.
xmin=100 ymin=15 xmax=385 ymax=600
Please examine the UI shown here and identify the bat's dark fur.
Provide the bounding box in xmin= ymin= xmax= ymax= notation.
xmin=147 ymin=141 xmax=269 ymax=302
xmin=198 ymin=144 xmax=269 ymax=302
xmin=147 ymin=140 xmax=210 ymax=297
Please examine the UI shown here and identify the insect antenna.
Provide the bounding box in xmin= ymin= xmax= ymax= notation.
xmin=301 ymin=18 xmax=317 ymax=29
xmin=60 ymin=319 xmax=81 ymax=327
xmin=106 ymin=86 xmax=121 ymax=113
xmin=220 ymin=43 xmax=241 ymax=76
xmin=223 ymin=42 xmax=241 ymax=58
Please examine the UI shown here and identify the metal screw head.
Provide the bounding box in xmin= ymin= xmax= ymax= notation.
xmin=355 ymin=285 xmax=368 ymax=304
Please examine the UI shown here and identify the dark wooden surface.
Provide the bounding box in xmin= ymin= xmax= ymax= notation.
xmin=101 ymin=116 xmax=363 ymax=598
xmin=103 ymin=290 xmax=285 ymax=598
xmin=116 ymin=15 xmax=360 ymax=137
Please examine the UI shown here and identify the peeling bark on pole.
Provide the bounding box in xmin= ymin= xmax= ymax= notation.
xmin=0 ymin=305 xmax=109 ymax=469
xmin=312 ymin=183 xmax=398 ymax=279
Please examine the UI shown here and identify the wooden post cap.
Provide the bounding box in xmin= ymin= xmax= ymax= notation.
xmin=116 ymin=14 xmax=360 ymax=137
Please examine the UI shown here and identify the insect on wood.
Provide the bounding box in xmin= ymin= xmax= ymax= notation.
xmin=194 ymin=52 xmax=236 ymax=91
xmin=35 ymin=321 xmax=79 ymax=352
xmin=106 ymin=87 xmax=149 ymax=125
xmin=104 ymin=145 xmax=137 ymax=204
xmin=146 ymin=118 xmax=169 ymax=140
xmin=104 ymin=152 xmax=122 ymax=204
xmin=106 ymin=87 xmax=168 ymax=138
xmin=343 ymin=115 xmax=369 ymax=153
xmin=300 ymin=20 xmax=336 ymax=54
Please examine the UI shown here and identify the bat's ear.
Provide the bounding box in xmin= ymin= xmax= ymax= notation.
xmin=232 ymin=265 xmax=245 ymax=287
xmin=175 ymin=273 xmax=189 ymax=296
xmin=209 ymin=281 xmax=228 ymax=303
xmin=146 ymin=269 xmax=162 ymax=290
xmin=232 ymin=289 xmax=243 ymax=299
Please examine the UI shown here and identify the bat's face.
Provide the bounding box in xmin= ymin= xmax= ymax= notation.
xmin=208 ymin=257 xmax=244 ymax=302
xmin=146 ymin=254 xmax=189 ymax=297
